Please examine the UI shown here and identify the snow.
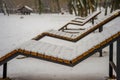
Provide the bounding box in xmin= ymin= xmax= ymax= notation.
xmin=0 ymin=11 xmax=120 ymax=80
xmin=44 ymin=29 xmax=79 ymax=39
xmin=65 ymin=22 xmax=92 ymax=29
xmin=42 ymin=10 xmax=120 ymax=40
xmin=40 ymin=36 xmax=75 ymax=47
xmin=74 ymin=10 xmax=101 ymax=23
xmin=5 ymin=13 xmax=120 ymax=60
xmin=24 ymin=6 xmax=33 ymax=11
xmin=0 ymin=13 xmax=74 ymax=56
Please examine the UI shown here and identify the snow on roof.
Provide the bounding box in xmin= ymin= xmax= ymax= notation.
xmin=24 ymin=5 xmax=33 ymax=11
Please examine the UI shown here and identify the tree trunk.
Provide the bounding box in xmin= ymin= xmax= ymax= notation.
xmin=110 ymin=0 xmax=115 ymax=13
xmin=2 ymin=1 xmax=8 ymax=15
xmin=56 ymin=0 xmax=61 ymax=13
xmin=38 ymin=0 xmax=42 ymax=14
xmin=105 ymin=0 xmax=108 ymax=15
xmin=68 ymin=0 xmax=73 ymax=14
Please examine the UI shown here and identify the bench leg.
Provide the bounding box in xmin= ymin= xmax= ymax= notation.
xmin=3 ymin=63 xmax=7 ymax=79
xmin=99 ymin=26 xmax=103 ymax=32
xmin=99 ymin=49 xmax=103 ymax=57
xmin=109 ymin=43 xmax=113 ymax=78
xmin=92 ymin=18 xmax=94 ymax=25
xmin=117 ymin=38 xmax=120 ymax=80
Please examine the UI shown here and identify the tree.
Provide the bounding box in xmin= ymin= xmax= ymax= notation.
xmin=111 ymin=0 xmax=120 ymax=13
xmin=56 ymin=0 xmax=61 ymax=13
xmin=2 ymin=0 xmax=9 ymax=15
xmin=68 ymin=0 xmax=73 ymax=14
xmin=38 ymin=0 xmax=42 ymax=14
xmin=104 ymin=0 xmax=109 ymax=15
xmin=68 ymin=0 xmax=97 ymax=16
xmin=0 ymin=0 xmax=2 ymax=12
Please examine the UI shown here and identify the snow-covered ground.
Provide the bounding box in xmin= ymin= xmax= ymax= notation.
xmin=0 ymin=12 xmax=118 ymax=80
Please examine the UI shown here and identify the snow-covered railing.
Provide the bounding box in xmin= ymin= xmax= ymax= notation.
xmin=33 ymin=10 xmax=120 ymax=42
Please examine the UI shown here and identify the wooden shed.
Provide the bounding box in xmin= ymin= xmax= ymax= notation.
xmin=18 ymin=6 xmax=33 ymax=15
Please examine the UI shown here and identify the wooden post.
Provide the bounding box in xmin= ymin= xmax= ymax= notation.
xmin=117 ymin=38 xmax=120 ymax=80
xmin=3 ymin=63 xmax=7 ymax=79
xmin=92 ymin=18 xmax=94 ymax=25
xmin=99 ymin=26 xmax=103 ymax=32
xmin=109 ymin=43 xmax=113 ymax=78
xmin=99 ymin=49 xmax=103 ymax=57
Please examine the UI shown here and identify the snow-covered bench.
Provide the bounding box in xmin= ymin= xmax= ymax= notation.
xmin=33 ymin=10 xmax=120 ymax=42
xmin=1 ymin=17 xmax=120 ymax=66
xmin=74 ymin=10 xmax=101 ymax=20
xmin=71 ymin=10 xmax=101 ymax=23
xmin=16 ymin=19 xmax=120 ymax=65
xmin=58 ymin=10 xmax=101 ymax=31
xmin=59 ymin=10 xmax=120 ymax=31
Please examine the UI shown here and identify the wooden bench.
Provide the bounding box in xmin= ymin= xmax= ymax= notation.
xmin=59 ymin=10 xmax=101 ymax=31
xmin=33 ymin=10 xmax=120 ymax=42
xmin=0 ymin=10 xmax=120 ymax=67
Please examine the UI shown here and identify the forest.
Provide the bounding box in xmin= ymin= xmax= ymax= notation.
xmin=0 ymin=0 xmax=120 ymax=16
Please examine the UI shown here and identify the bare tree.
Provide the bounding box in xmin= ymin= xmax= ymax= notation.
xmin=2 ymin=0 xmax=9 ymax=15
xmin=56 ymin=0 xmax=61 ymax=13
xmin=0 ymin=0 xmax=2 ymax=12
xmin=38 ymin=0 xmax=42 ymax=14
xmin=111 ymin=0 xmax=120 ymax=13
xmin=68 ymin=0 xmax=96 ymax=16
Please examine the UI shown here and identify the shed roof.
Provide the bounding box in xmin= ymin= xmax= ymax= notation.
xmin=18 ymin=5 xmax=33 ymax=11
